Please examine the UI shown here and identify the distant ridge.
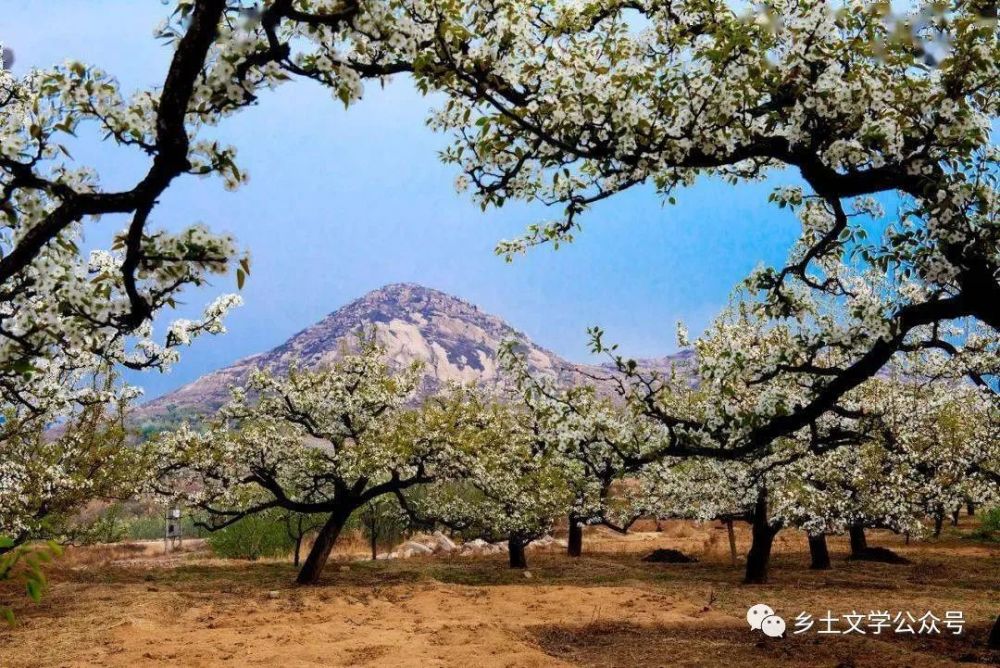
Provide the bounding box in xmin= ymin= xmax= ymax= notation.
xmin=135 ymin=283 xmax=690 ymax=424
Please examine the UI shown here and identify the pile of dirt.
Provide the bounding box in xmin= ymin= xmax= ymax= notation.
xmin=847 ymin=547 xmax=911 ymax=564
xmin=642 ymin=548 xmax=698 ymax=563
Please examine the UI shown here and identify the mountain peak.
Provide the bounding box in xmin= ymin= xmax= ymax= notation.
xmin=367 ymin=282 xmax=457 ymax=298
xmin=137 ymin=284 xmax=566 ymax=424
xmin=337 ymin=283 xmax=484 ymax=320
xmin=135 ymin=285 xmax=691 ymax=427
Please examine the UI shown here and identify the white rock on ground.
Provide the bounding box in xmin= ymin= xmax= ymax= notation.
xmin=398 ymin=541 xmax=434 ymax=558
xmin=431 ymin=531 xmax=457 ymax=553
xmin=459 ymin=539 xmax=489 ymax=557
xmin=528 ymin=535 xmax=555 ymax=550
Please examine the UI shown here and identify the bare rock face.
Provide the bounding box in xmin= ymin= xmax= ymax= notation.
xmin=135 ymin=283 xmax=692 ymax=426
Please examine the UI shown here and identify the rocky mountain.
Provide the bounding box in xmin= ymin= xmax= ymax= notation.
xmin=135 ymin=283 xmax=690 ymax=426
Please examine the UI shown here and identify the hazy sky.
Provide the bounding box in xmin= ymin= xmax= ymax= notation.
xmin=3 ymin=1 xmax=802 ymax=400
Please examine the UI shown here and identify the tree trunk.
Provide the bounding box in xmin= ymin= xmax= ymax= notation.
xmin=567 ymin=514 xmax=583 ymax=558
xmin=988 ymin=615 xmax=1000 ymax=650
xmin=726 ymin=519 xmax=738 ymax=566
xmin=933 ymin=511 xmax=944 ymax=538
xmin=744 ymin=489 xmax=778 ymax=585
xmin=951 ymin=506 xmax=961 ymax=527
xmin=293 ymin=535 xmax=302 ymax=567
xmin=966 ymin=500 xmax=975 ymax=517
xmin=508 ymin=534 xmax=528 ymax=569
xmin=808 ymin=533 xmax=831 ymax=570
xmin=849 ymin=523 xmax=868 ymax=557
xmin=370 ymin=528 xmax=378 ymax=561
xmin=296 ymin=507 xmax=351 ymax=585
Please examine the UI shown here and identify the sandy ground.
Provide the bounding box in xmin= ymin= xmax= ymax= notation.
xmin=1 ymin=521 xmax=997 ymax=667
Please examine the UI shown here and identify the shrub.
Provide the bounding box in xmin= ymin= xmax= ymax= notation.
xmin=979 ymin=507 xmax=1000 ymax=535
xmin=75 ymin=506 xmax=208 ymax=543
xmin=966 ymin=507 xmax=1000 ymax=542
xmin=206 ymin=512 xmax=295 ymax=560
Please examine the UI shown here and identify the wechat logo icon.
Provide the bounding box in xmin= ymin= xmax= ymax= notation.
xmin=747 ymin=603 xmax=786 ymax=638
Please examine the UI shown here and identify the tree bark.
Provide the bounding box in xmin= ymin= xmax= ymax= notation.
xmin=296 ymin=506 xmax=351 ymax=585
xmin=567 ymin=515 xmax=583 ymax=558
xmin=508 ymin=534 xmax=528 ymax=569
xmin=293 ymin=535 xmax=302 ymax=567
xmin=808 ymin=533 xmax=831 ymax=570
xmin=370 ymin=527 xmax=378 ymax=561
xmin=933 ymin=512 xmax=944 ymax=538
xmin=849 ymin=523 xmax=868 ymax=557
xmin=744 ymin=490 xmax=779 ymax=584
xmin=989 ymin=615 xmax=1000 ymax=650
xmin=966 ymin=500 xmax=975 ymax=517
xmin=951 ymin=506 xmax=961 ymax=527
xmin=726 ymin=519 xmax=738 ymax=566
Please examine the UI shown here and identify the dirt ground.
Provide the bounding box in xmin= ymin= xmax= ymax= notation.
xmin=1 ymin=521 xmax=997 ymax=667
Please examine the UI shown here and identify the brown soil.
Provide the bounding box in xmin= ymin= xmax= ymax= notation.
xmin=1 ymin=521 xmax=997 ymax=667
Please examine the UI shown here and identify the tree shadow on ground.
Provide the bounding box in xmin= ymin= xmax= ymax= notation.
xmin=531 ymin=620 xmax=1000 ymax=668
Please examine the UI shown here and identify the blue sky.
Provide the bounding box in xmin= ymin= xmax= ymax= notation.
xmin=3 ymin=1 xmax=801 ymax=400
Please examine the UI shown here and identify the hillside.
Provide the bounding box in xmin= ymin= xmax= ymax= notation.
xmin=136 ymin=283 xmax=691 ymax=425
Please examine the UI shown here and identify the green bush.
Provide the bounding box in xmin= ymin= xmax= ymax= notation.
xmin=122 ymin=514 xmax=207 ymax=541
xmin=206 ymin=512 xmax=295 ymax=560
xmin=965 ymin=506 xmax=1000 ymax=542
xmin=980 ymin=507 xmax=1000 ymax=534
xmin=79 ymin=506 xmax=208 ymax=543
xmin=122 ymin=515 xmax=164 ymax=541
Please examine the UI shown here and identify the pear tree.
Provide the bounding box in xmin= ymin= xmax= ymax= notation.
xmin=154 ymin=339 xmax=473 ymax=584
xmin=395 ymin=391 xmax=574 ymax=569
xmin=499 ymin=343 xmax=660 ymax=556
xmin=0 ymin=371 xmax=144 ymax=552
xmin=421 ymin=0 xmax=1000 ymax=452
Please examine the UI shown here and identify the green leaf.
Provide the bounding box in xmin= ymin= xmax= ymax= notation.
xmin=26 ymin=579 xmax=42 ymax=603
xmin=236 ymin=267 xmax=246 ymax=290
xmin=8 ymin=359 xmax=34 ymax=376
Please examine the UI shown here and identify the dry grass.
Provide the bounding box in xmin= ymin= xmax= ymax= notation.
xmin=0 ymin=521 xmax=996 ymax=667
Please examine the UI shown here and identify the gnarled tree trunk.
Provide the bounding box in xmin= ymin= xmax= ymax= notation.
xmin=296 ymin=506 xmax=352 ymax=585
xmin=808 ymin=533 xmax=831 ymax=570
xmin=508 ymin=534 xmax=528 ymax=569
xmin=849 ymin=523 xmax=867 ymax=557
xmin=744 ymin=489 xmax=779 ymax=584
xmin=567 ymin=514 xmax=583 ymax=558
